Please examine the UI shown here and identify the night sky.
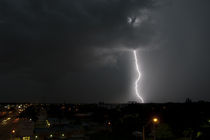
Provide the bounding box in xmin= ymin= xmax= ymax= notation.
xmin=0 ymin=0 xmax=210 ymax=103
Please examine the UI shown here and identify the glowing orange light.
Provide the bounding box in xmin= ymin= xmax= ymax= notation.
xmin=152 ymin=117 xmax=159 ymax=124
xmin=11 ymin=129 xmax=15 ymax=134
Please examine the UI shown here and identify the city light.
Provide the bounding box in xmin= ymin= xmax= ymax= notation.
xmin=11 ymin=129 xmax=15 ymax=134
xmin=50 ymin=134 xmax=53 ymax=138
xmin=133 ymin=50 xmax=144 ymax=103
xmin=152 ymin=117 xmax=159 ymax=124
xmin=46 ymin=120 xmax=51 ymax=127
xmin=23 ymin=136 xmax=30 ymax=140
xmin=1 ymin=117 xmax=12 ymax=125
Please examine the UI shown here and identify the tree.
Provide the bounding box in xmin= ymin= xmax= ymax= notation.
xmin=156 ymin=123 xmax=174 ymax=140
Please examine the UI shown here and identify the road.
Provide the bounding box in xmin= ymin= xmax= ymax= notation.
xmin=0 ymin=111 xmax=20 ymax=140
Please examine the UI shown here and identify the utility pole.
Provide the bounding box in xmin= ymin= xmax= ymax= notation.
xmin=142 ymin=126 xmax=145 ymax=140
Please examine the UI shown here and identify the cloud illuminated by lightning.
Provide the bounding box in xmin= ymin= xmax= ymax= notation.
xmin=133 ymin=50 xmax=144 ymax=103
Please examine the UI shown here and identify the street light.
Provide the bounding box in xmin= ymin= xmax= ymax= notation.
xmin=11 ymin=129 xmax=16 ymax=140
xmin=152 ymin=117 xmax=159 ymax=124
xmin=11 ymin=129 xmax=15 ymax=134
xmin=142 ymin=117 xmax=160 ymax=140
xmin=152 ymin=117 xmax=159 ymax=140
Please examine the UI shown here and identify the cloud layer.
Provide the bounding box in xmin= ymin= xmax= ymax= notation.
xmin=1 ymin=0 xmax=210 ymax=103
xmin=0 ymin=0 xmax=156 ymax=102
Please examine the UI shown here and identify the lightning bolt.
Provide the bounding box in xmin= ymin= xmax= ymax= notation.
xmin=133 ymin=50 xmax=144 ymax=103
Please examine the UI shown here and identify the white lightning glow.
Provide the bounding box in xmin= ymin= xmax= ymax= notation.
xmin=133 ymin=50 xmax=144 ymax=103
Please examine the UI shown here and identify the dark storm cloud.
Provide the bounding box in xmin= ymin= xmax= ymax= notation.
xmin=2 ymin=0 xmax=210 ymax=103
xmin=141 ymin=0 xmax=210 ymax=102
xmin=0 ymin=0 xmax=154 ymax=44
xmin=0 ymin=0 xmax=155 ymax=102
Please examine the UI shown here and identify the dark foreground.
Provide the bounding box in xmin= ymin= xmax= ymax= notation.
xmin=0 ymin=101 xmax=210 ymax=140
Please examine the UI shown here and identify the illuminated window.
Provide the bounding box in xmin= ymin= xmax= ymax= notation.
xmin=23 ymin=136 xmax=30 ymax=140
